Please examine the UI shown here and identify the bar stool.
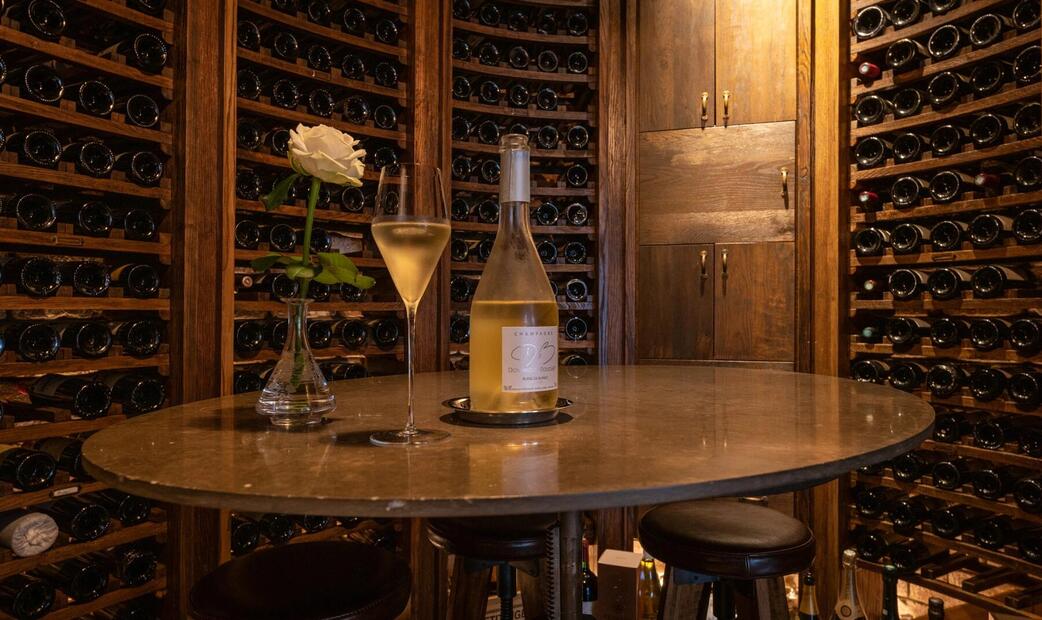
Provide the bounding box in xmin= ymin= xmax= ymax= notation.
xmin=639 ymin=500 xmax=815 ymax=620
xmin=426 ymin=514 xmax=557 ymax=619
xmin=188 ymin=541 xmax=411 ymax=620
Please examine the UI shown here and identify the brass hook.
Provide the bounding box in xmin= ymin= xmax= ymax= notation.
xmin=781 ymin=168 xmax=789 ymax=197
xmin=722 ymin=90 xmax=731 ymax=123
xmin=700 ymin=92 xmax=709 ymax=123
xmin=700 ymin=249 xmax=708 ymax=279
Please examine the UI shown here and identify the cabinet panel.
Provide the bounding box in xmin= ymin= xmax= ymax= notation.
xmin=714 ymin=242 xmax=794 ymax=362
xmin=715 ymin=0 xmax=797 ymax=125
xmin=638 ymin=0 xmax=715 ymax=132
xmin=638 ymin=244 xmax=714 ymax=360
xmin=639 ymin=123 xmax=795 ymax=245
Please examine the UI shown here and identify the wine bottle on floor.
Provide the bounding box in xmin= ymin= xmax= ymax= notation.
xmin=799 ymin=572 xmax=821 ymax=620
xmin=831 ymin=550 xmax=866 ymax=620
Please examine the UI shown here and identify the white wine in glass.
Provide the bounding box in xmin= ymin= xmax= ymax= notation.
xmin=369 ymin=164 xmax=452 ymax=446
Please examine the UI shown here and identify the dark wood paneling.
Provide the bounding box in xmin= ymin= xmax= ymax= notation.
xmin=714 ymin=242 xmax=795 ymax=362
xmin=715 ymin=0 xmax=797 ymax=125
xmin=638 ymin=123 xmax=795 ymax=244
xmin=637 ymin=0 xmax=715 ymax=132
xmin=637 ymin=245 xmax=714 ymax=360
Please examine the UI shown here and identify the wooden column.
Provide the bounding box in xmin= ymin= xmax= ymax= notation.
xmin=795 ymin=0 xmax=848 ymax=612
xmin=166 ymin=0 xmax=236 ymax=614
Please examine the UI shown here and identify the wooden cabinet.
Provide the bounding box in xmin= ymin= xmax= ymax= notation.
xmin=637 ymin=0 xmax=796 ymax=131
xmin=638 ymin=122 xmax=795 ymax=245
xmin=714 ymin=242 xmax=794 ymax=362
xmin=637 ymin=244 xmax=714 ymax=360
xmin=638 ymin=0 xmax=715 ymax=132
xmin=715 ymin=0 xmax=797 ymax=125
xmin=637 ymin=242 xmax=794 ymax=364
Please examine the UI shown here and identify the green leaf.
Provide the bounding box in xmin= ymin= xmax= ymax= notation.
xmin=284 ymin=260 xmax=316 ymax=280
xmin=313 ymin=269 xmax=340 ymax=285
xmin=352 ymin=273 xmax=376 ymax=289
xmin=276 ymin=255 xmax=303 ymax=265
xmin=250 ymin=253 xmax=283 ymax=272
xmin=261 ymin=173 xmax=300 ymax=212
xmin=317 ymin=252 xmax=359 ymax=275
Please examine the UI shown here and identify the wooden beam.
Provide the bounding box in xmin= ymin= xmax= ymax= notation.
xmin=165 ymin=0 xmax=235 ymax=615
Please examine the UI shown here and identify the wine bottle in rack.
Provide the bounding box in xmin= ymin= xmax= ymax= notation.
xmin=34 ymin=557 xmax=108 ymax=602
xmin=99 ymin=372 xmax=166 ymax=414
xmin=852 ymin=6 xmax=888 ymax=40
xmin=850 ymin=358 xmax=890 ymax=383
xmin=113 ymin=319 xmax=163 ymax=357
xmin=855 ymin=485 xmax=900 ymax=518
xmin=891 ymin=451 xmax=937 ymax=482
xmin=0 ymin=575 xmax=54 ymax=619
xmin=0 ymin=510 xmax=59 ymax=558
xmin=3 ymin=322 xmax=60 ymax=362
xmin=42 ymin=499 xmax=110 ymax=542
xmin=8 ymin=65 xmax=64 ymax=105
xmin=930 ymin=504 xmax=986 ymax=539
xmin=926 ymin=363 xmax=964 ymax=398
xmin=230 ymin=515 xmax=261 ymax=555
xmin=29 ymin=374 xmax=111 ymax=418
xmin=6 ymin=129 xmax=62 ymax=168
xmin=106 ymin=546 xmax=158 ymax=587
xmin=0 ymin=444 xmax=56 ymax=491
xmin=35 ymin=436 xmax=88 ymax=479
xmin=93 ymin=490 xmax=151 ymax=526
xmin=974 ymin=514 xmax=1024 ymax=550
xmin=335 ymin=319 xmax=368 ymax=350
xmin=972 ymin=464 xmax=1028 ymax=500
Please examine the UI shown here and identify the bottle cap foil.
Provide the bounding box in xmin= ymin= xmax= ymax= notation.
xmin=499 ymin=133 xmax=530 ymax=203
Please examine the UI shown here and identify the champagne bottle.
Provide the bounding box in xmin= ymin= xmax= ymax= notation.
xmin=881 ymin=565 xmax=899 ymax=619
xmin=831 ymin=550 xmax=866 ymax=620
xmin=799 ymin=572 xmax=821 ymax=620
xmin=469 ymin=134 xmax=559 ymax=413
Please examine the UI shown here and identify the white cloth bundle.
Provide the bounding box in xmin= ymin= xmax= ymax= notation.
xmin=0 ymin=512 xmax=59 ymax=557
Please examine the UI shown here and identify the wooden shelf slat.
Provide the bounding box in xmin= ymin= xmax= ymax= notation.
xmin=236 ymin=200 xmax=374 ymax=225
xmin=452 ymin=59 xmax=596 ymax=84
xmin=0 ymin=522 xmax=165 ymax=580
xmin=0 ymin=296 xmax=169 ymax=311
xmin=452 ymin=261 xmax=595 ymax=273
xmin=916 ymin=389 xmax=1042 ymax=416
xmin=237 ymin=149 xmax=383 ymax=182
xmin=849 ymin=242 xmax=1042 ymax=271
xmin=0 ymin=354 xmax=168 ymax=377
xmin=849 ymin=0 xmax=1015 ymax=60
xmin=922 ymin=439 xmax=1042 ymax=472
xmin=69 ymin=0 xmax=174 ymax=37
xmin=236 ymin=48 xmax=407 ymax=101
xmin=851 ymin=31 xmax=1042 ymax=101
xmin=453 ymin=18 xmax=595 ymax=47
xmin=4 ymin=576 xmax=168 ymax=620
xmin=238 ymin=0 xmax=408 ymax=62
xmin=851 ymin=136 xmax=1042 ymax=186
xmin=849 ymin=293 xmax=1042 ymax=314
xmin=0 ymin=26 xmax=173 ymax=91
xmin=506 ymin=0 xmax=595 ymax=7
xmin=234 ymin=250 xmax=385 ymax=270
xmin=235 ymin=344 xmax=403 ymax=363
xmin=852 ymin=189 xmax=1042 ymax=225
xmin=234 ymin=300 xmax=403 ymax=314
xmin=353 ymin=0 xmax=408 ymax=15
xmin=453 ymin=140 xmax=596 ymax=159
xmin=452 ymin=180 xmax=596 ymax=196
xmin=0 ymin=416 xmax=127 ymax=445
xmin=237 ymin=98 xmax=407 ymax=144
xmin=0 ymin=94 xmax=172 ymax=146
xmin=0 ymin=482 xmax=108 ymax=514
xmin=850 ymin=83 xmax=1042 ymax=143
xmin=452 ymin=220 xmax=595 ymax=235
xmin=0 ymin=161 xmax=171 ymax=200
xmin=851 ymin=340 xmax=1042 ymax=364
xmin=0 ymin=228 xmax=170 ymax=262
xmin=452 ymin=98 xmax=594 ymax=122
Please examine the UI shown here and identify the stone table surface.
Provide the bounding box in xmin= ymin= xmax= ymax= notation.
xmin=83 ymin=366 xmax=934 ymax=517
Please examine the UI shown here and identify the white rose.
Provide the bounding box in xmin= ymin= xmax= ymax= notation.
xmin=288 ymin=124 xmax=366 ymax=186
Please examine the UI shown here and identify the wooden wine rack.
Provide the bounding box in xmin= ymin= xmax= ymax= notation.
xmin=0 ymin=0 xmax=177 ymax=616
xmin=446 ymin=0 xmax=600 ymax=369
xmin=845 ymin=0 xmax=1042 ymax=615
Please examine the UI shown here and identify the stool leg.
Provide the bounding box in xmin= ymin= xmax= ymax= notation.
xmin=659 ymin=566 xmax=709 ymax=620
xmin=757 ymin=577 xmax=789 ymax=620
xmin=517 ymin=561 xmax=547 ymax=620
xmin=499 ymin=563 xmax=515 ymax=619
xmin=732 ymin=580 xmax=758 ymax=620
xmin=713 ymin=581 xmax=735 ymax=620
xmin=449 ymin=557 xmax=492 ymax=620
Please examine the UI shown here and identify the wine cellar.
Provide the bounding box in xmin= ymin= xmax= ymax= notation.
xmin=845 ymin=0 xmax=1042 ymax=615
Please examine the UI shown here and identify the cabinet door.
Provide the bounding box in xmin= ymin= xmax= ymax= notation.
xmin=638 ymin=244 xmax=714 ymax=360
xmin=638 ymin=123 xmax=795 ymax=245
xmin=638 ymin=0 xmax=715 ymax=132
xmin=714 ymin=242 xmax=794 ymax=362
xmin=715 ymin=0 xmax=796 ymax=125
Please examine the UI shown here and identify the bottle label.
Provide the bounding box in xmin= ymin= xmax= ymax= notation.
xmin=501 ymin=326 xmax=558 ymax=392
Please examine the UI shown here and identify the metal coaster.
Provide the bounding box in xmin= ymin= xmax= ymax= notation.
xmin=442 ymin=396 xmax=572 ymax=427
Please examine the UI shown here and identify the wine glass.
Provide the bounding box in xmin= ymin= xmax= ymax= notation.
xmin=369 ymin=163 xmax=452 ymax=446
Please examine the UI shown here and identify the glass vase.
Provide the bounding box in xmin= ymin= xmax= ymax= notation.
xmin=255 ymin=299 xmax=335 ymax=427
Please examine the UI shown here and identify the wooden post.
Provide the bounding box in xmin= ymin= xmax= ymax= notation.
xmin=165 ymin=0 xmax=236 ymax=615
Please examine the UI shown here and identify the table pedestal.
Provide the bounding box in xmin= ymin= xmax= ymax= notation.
xmin=559 ymin=511 xmax=582 ymax=619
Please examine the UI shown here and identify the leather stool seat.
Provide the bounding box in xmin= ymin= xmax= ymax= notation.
xmin=639 ymin=499 xmax=815 ymax=579
xmin=426 ymin=514 xmax=557 ymax=561
xmin=189 ymin=541 xmax=411 ymax=620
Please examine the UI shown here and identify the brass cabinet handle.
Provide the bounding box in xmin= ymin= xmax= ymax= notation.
xmin=721 ymin=249 xmax=728 ymax=278
xmin=699 ymin=249 xmax=708 ymax=279
xmin=700 ymin=92 xmax=709 ymax=123
xmin=722 ymin=90 xmax=731 ymax=123
xmin=781 ymin=168 xmax=789 ymax=197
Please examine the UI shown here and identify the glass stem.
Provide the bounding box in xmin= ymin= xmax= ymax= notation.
xmin=404 ymin=302 xmax=417 ymax=436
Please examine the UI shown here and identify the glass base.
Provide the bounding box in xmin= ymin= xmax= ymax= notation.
xmin=370 ymin=428 xmax=450 ymax=446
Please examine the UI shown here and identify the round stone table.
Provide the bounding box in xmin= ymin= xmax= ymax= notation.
xmin=83 ymin=366 xmax=935 ymax=619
